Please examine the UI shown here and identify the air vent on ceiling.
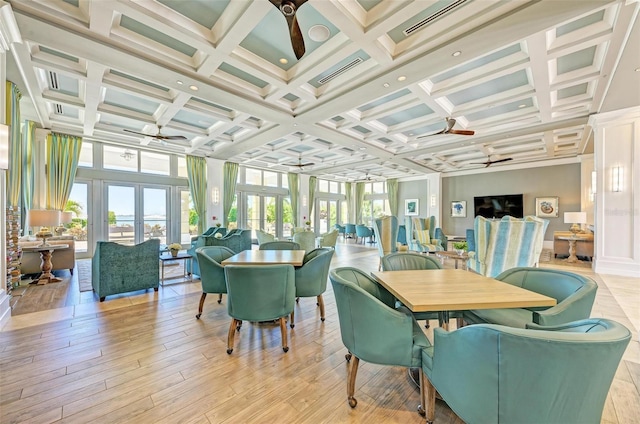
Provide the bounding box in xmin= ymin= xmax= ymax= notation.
xmin=318 ymin=58 xmax=364 ymax=85
xmin=54 ymin=103 xmax=63 ymax=114
xmin=403 ymin=0 xmax=468 ymax=36
xmin=48 ymin=71 xmax=59 ymax=90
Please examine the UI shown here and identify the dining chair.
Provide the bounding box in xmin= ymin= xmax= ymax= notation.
xmin=333 ymin=224 xmax=346 ymax=240
xmin=463 ymin=267 xmax=597 ymax=328
xmin=344 ymin=223 xmax=356 ymax=240
xmin=259 ymin=241 xmax=301 ymax=250
xmin=224 ymin=264 xmax=296 ymax=354
xmin=330 ymin=267 xmax=430 ymax=409
xmin=355 ymin=224 xmax=373 ymax=244
xmin=420 ymin=319 xmax=631 ymax=424
xmin=291 ymin=248 xmax=334 ymax=328
xmin=317 ymin=228 xmax=339 ymax=248
xmin=255 ymin=229 xmax=276 ymax=245
xmin=194 ymin=246 xmax=235 ymax=319
xmin=292 ymin=231 xmax=316 ymax=253
xmin=372 ymin=216 xmax=399 ymax=270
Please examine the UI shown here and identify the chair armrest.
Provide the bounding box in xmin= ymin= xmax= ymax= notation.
xmin=532 ymin=286 xmax=597 ymax=326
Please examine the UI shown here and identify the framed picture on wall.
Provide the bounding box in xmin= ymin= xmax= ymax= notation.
xmin=535 ymin=197 xmax=559 ymax=217
xmin=451 ymin=200 xmax=466 ymax=218
xmin=405 ymin=199 xmax=419 ymax=216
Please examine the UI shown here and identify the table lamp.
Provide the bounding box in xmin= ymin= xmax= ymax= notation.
xmin=55 ymin=211 xmax=73 ymax=235
xmin=564 ymin=211 xmax=587 ymax=235
xmin=29 ymin=209 xmax=61 ymax=246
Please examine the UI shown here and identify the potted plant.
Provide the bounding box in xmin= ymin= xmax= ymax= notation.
xmin=168 ymin=243 xmax=182 ymax=257
xmin=453 ymin=241 xmax=468 ymax=256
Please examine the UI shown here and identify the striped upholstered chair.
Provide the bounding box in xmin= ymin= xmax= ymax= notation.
xmin=466 ymin=215 xmax=548 ymax=277
xmin=372 ymin=216 xmax=399 ymax=270
xmin=404 ymin=216 xmax=447 ymax=253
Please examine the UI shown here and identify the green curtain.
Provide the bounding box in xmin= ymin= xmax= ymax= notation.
xmin=386 ymin=178 xmax=399 ymax=216
xmin=22 ymin=120 xmax=36 ymax=212
xmin=46 ymin=132 xmax=82 ymax=210
xmin=345 ymin=182 xmax=352 ymax=223
xmin=186 ymin=155 xmax=207 ymax=234
xmin=308 ymin=176 xmax=317 ymax=223
xmin=6 ymin=81 xmax=22 ymax=207
xmin=355 ymin=182 xmax=365 ymax=224
xmin=287 ymin=172 xmax=299 ymax=227
xmin=223 ymin=162 xmax=239 ymax=227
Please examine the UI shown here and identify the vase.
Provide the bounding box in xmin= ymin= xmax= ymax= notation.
xmin=170 ymin=249 xmax=178 ymax=257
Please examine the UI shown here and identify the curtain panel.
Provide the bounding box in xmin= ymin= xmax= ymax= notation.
xmin=386 ymin=178 xmax=398 ymax=216
xmin=287 ymin=172 xmax=299 ymax=227
xmin=46 ymin=132 xmax=82 ymax=210
xmin=22 ymin=120 xmax=36 ymax=212
xmin=355 ymin=182 xmax=365 ymax=224
xmin=186 ymin=155 xmax=208 ymax=234
xmin=6 ymin=81 xmax=21 ymax=207
xmin=308 ymin=176 xmax=317 ymax=223
xmin=345 ymin=182 xmax=352 ymax=223
xmin=223 ymin=162 xmax=239 ymax=227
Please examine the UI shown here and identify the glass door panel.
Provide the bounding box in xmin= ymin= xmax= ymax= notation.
xmin=179 ymin=189 xmax=192 ymax=245
xmin=107 ymin=185 xmax=135 ymax=245
xmin=318 ymin=200 xmax=328 ymax=234
xmin=143 ymin=187 xmax=168 ymax=245
xmin=246 ymin=194 xmax=260 ymax=239
xmin=67 ymin=181 xmax=90 ymax=258
xmin=282 ymin=197 xmax=293 ymax=238
xmin=329 ymin=200 xmax=338 ymax=229
xmin=263 ymin=196 xmax=276 ymax=235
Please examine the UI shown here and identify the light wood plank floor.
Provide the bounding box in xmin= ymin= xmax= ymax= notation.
xmin=1 ymin=243 xmax=639 ymax=423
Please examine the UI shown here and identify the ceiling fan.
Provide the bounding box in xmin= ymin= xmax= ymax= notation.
xmin=269 ymin=0 xmax=308 ymax=60
xmin=355 ymin=172 xmax=374 ymax=182
xmin=471 ymin=155 xmax=513 ymax=167
xmin=417 ymin=118 xmax=475 ymax=138
xmin=284 ymin=155 xmax=315 ymax=168
xmin=123 ymin=125 xmax=187 ymax=141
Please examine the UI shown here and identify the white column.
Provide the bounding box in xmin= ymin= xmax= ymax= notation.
xmin=588 ymin=106 xmax=640 ymax=277
xmin=206 ymin=158 xmax=225 ymax=228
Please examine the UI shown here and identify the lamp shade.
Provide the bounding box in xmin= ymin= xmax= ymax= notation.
xmin=60 ymin=211 xmax=73 ymax=224
xmin=29 ymin=209 xmax=61 ymax=227
xmin=564 ymin=212 xmax=587 ymax=224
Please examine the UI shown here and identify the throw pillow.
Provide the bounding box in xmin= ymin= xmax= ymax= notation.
xmin=415 ymin=229 xmax=431 ymax=244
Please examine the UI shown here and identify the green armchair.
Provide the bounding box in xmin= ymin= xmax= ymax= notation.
xmin=421 ymin=319 xmax=631 ymax=424
xmin=290 ymin=248 xmax=334 ymax=327
xmin=187 ymin=229 xmax=251 ymax=276
xmin=292 ymin=230 xmax=316 ymax=253
xmin=224 ymin=264 xmax=295 ymax=354
xmin=259 ymin=241 xmax=300 ymax=250
xmin=255 ymin=229 xmax=275 ymax=245
xmin=92 ymin=238 xmax=160 ymax=301
xmin=194 ymin=246 xmax=235 ymax=319
xmin=463 ymin=267 xmax=597 ymax=328
xmin=317 ymin=228 xmax=339 ymax=248
xmin=329 ymin=267 xmax=431 ymax=409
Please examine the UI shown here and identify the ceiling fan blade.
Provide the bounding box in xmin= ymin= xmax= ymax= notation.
xmin=445 ymin=118 xmax=456 ymax=132
xmin=416 ymin=129 xmax=446 ymax=139
xmin=449 ymin=129 xmax=475 ymax=136
xmin=288 ymin=15 xmax=306 ymax=60
xmin=155 ymin=135 xmax=188 ymax=141
xmin=123 ymin=128 xmax=153 ymax=137
xmin=490 ymin=158 xmax=513 ymax=164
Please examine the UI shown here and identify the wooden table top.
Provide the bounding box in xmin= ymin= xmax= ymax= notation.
xmin=21 ymin=244 xmax=69 ymax=252
xmin=221 ymin=249 xmax=306 ymax=266
xmin=370 ymin=269 xmax=556 ymax=313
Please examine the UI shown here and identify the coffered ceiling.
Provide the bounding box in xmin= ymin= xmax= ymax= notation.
xmin=4 ymin=0 xmax=639 ymax=181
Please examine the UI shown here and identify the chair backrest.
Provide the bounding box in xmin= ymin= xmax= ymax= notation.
xmin=496 ymin=267 xmax=598 ymax=325
xmin=224 ymin=264 xmax=295 ymax=321
xmin=329 ymin=267 xmax=396 ymax=308
xmin=329 ymin=267 xmax=423 ymax=367
xmin=292 ymin=231 xmax=316 ymax=253
xmin=259 ymin=241 xmax=301 ymax=250
xmin=203 ymin=229 xmax=251 ymax=253
xmin=318 ymin=229 xmax=339 ymax=247
xmin=255 ymin=229 xmax=276 ymax=245
xmin=294 ymin=248 xmax=335 ymax=297
xmin=291 ymin=227 xmax=307 ymax=236
xmin=427 ymin=319 xmax=631 ymax=424
xmin=344 ymin=223 xmax=356 ymax=235
xmin=373 ymin=216 xmax=398 ymax=258
xmin=195 ymin=246 xmax=235 ymax=293
xmin=355 ymin=225 xmax=372 ymax=238
xmin=334 ymin=224 xmax=346 ymax=234
xmin=381 ymin=252 xmax=442 ymax=271
xmin=470 ymin=215 xmax=549 ymax=277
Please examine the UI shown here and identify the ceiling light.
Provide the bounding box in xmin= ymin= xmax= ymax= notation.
xmin=359 ymin=147 xmax=366 ymax=151
xmin=452 ymin=51 xmax=461 ymax=57
xmin=279 ymin=58 xmax=288 ymax=64
xmin=635 ymin=68 xmax=640 ymax=72
xmin=383 ymin=82 xmax=390 ymax=88
xmin=120 ymin=149 xmax=135 ymax=161
xmin=397 ymin=75 xmax=406 ymax=81
xmin=176 ymin=80 xmax=183 ymax=85
xmin=519 ymin=104 xmax=526 ymax=108
xmin=189 ymin=85 xmax=198 ymax=91
xmin=308 ymin=24 xmax=330 ymax=42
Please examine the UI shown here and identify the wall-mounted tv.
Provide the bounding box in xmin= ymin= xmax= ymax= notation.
xmin=473 ymin=194 xmax=524 ymax=219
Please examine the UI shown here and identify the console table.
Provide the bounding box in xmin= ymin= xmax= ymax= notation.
xmin=21 ymin=244 xmax=69 ymax=284
xmin=553 ymin=231 xmax=593 ymax=261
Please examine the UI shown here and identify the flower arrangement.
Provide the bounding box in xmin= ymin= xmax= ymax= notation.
xmin=215 ymin=222 xmax=222 ymax=227
xmin=168 ymin=243 xmax=182 ymax=251
xmin=453 ymin=241 xmax=468 ymax=251
xmin=304 ymin=216 xmax=311 ymax=226
xmin=214 ymin=233 xmax=223 ymax=239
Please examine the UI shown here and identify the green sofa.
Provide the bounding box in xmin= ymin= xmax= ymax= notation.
xmin=187 ymin=229 xmax=251 ymax=277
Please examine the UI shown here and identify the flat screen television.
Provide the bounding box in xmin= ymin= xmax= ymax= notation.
xmin=473 ymin=194 xmax=524 ymax=219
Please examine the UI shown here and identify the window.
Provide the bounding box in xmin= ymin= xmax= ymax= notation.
xmin=78 ymin=142 xmax=93 ymax=167
xmin=319 ymin=179 xmax=329 ymax=192
xmin=177 ymin=156 xmax=187 ymax=177
xmin=329 ymin=181 xmax=339 ymax=193
xmin=246 ymin=168 xmax=261 ymax=185
xmin=140 ymin=151 xmax=170 ymax=175
xmin=372 ymin=182 xmax=385 ymax=194
xmin=104 ymin=145 xmax=137 ymax=172
xmin=263 ymin=170 xmax=278 ymax=187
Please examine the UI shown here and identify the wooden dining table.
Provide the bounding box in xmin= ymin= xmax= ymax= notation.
xmin=370 ymin=269 xmax=556 ymax=330
xmin=221 ymin=249 xmax=306 ymax=267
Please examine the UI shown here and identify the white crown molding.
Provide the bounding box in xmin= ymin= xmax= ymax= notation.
xmin=0 ymin=2 xmax=21 ymax=51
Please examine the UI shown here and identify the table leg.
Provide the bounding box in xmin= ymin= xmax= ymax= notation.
xmin=566 ymin=239 xmax=579 ymax=263
xmin=161 ymin=260 xmax=165 ymax=285
xmin=37 ymin=249 xmax=62 ymax=284
xmin=438 ymin=311 xmax=450 ymax=331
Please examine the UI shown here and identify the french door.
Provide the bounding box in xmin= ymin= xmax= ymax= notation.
xmin=105 ymin=183 xmax=169 ymax=246
xmin=68 ymin=180 xmax=92 ymax=259
xmin=317 ymin=199 xmax=339 ymax=234
xmin=245 ymin=193 xmax=276 ymax=240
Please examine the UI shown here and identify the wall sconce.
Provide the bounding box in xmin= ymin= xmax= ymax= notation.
xmin=302 ymin=195 xmax=307 ymax=207
xmin=612 ymin=166 xmax=622 ymax=192
xmin=430 ymin=195 xmax=436 ymax=207
xmin=212 ymin=187 xmax=219 ymax=205
xmin=0 ymin=123 xmax=9 ymax=170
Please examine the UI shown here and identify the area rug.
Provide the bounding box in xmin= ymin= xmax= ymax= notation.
xmin=539 ymin=248 xmax=592 ymax=269
xmin=77 ymin=258 xmax=193 ymax=292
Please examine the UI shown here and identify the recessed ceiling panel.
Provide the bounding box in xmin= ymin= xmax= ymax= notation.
xmin=556 ymin=10 xmax=605 ymax=37
xmin=356 ymin=0 xmax=383 ymax=12
xmin=447 ymin=69 xmax=529 ymax=106
xmin=378 ymin=104 xmax=433 ymax=127
xmin=157 ymin=0 xmax=227 ymax=29
xmin=218 ymin=62 xmax=269 ymax=89
xmin=39 ymin=46 xmax=79 ymax=63
xmin=557 ymin=46 xmax=596 ymax=74
xmin=466 ymin=98 xmax=535 ymax=121
xmin=358 ymin=88 xmax=411 ymax=112
xmin=172 ymin=109 xmax=218 ymax=129
xmin=387 ymin=0 xmax=468 ymax=42
xmin=432 ymin=44 xmax=522 ymax=84
xmin=48 ymin=72 xmax=78 ymax=96
xmin=119 ymin=15 xmax=197 ymax=57
xmin=309 ymin=50 xmax=370 ymax=88
xmin=109 ymin=70 xmax=170 ymax=92
xmin=557 ymin=83 xmax=588 ymax=99
xmin=103 ymin=89 xmax=160 ymax=115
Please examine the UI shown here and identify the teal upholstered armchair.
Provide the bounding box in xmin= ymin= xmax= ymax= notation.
xmin=292 ymin=231 xmax=316 ymax=253
xmin=330 ymin=267 xmax=430 ymax=408
xmin=333 ymin=224 xmax=346 ymax=240
xmin=466 ymin=215 xmax=548 ymax=277
xmin=259 ymin=241 xmax=300 ymax=250
xmin=355 ymin=224 xmax=373 ymax=244
xmin=92 ymin=238 xmax=160 ymax=301
xmin=187 ymin=229 xmax=251 ymax=276
xmin=404 ymin=216 xmax=446 ymax=253
xmin=317 ymin=228 xmax=339 ymax=248
xmin=255 ymin=229 xmax=276 ymax=245
xmin=421 ymin=319 xmax=631 ymax=424
xmin=194 ymin=246 xmax=235 ymax=319
xmin=463 ymin=267 xmax=598 ymax=328
xmin=224 ymin=264 xmax=295 ymax=354
xmin=291 ymin=248 xmax=334 ymax=327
